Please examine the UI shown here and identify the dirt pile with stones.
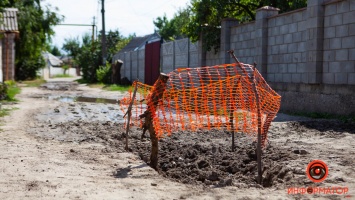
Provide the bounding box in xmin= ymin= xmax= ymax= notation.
xmin=30 ymin=119 xmax=336 ymax=188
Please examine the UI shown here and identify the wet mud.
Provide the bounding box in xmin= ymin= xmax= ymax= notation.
xmin=30 ymin=107 xmax=355 ymax=189
xmin=28 ymin=82 xmax=355 ymax=191
xmin=40 ymin=81 xmax=79 ymax=91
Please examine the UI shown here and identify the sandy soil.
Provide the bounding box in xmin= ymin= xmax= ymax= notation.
xmin=0 ymin=78 xmax=354 ymax=200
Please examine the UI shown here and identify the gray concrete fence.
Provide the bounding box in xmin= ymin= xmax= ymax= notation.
xmin=113 ymin=0 xmax=355 ymax=116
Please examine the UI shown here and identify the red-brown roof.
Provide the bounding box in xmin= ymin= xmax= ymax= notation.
xmin=0 ymin=8 xmax=19 ymax=32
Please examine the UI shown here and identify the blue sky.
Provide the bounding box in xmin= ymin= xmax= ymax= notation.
xmin=44 ymin=0 xmax=190 ymax=48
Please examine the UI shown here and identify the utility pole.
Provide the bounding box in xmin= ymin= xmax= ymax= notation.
xmin=92 ymin=16 xmax=95 ymax=52
xmin=101 ymin=0 xmax=107 ymax=65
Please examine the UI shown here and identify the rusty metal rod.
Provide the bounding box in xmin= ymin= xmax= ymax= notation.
xmin=124 ymin=82 xmax=138 ymax=150
xmin=251 ymin=62 xmax=263 ymax=185
xmin=228 ymin=50 xmax=263 ymax=185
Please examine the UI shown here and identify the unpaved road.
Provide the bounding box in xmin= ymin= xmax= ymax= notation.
xmin=0 ymin=78 xmax=354 ymax=200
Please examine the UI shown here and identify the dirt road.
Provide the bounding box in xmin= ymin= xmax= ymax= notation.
xmin=0 ymin=78 xmax=354 ymax=200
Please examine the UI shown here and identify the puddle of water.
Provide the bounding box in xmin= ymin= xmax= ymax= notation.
xmin=56 ymin=96 xmax=118 ymax=104
xmin=58 ymin=96 xmax=75 ymax=103
xmin=76 ymin=97 xmax=118 ymax=104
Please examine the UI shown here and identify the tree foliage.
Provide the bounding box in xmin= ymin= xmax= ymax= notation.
xmin=153 ymin=7 xmax=191 ymax=41
xmin=115 ymin=34 xmax=134 ymax=52
xmin=76 ymin=34 xmax=102 ymax=83
xmin=0 ymin=0 xmax=9 ymax=11
xmin=96 ymin=62 xmax=111 ymax=84
xmin=50 ymin=45 xmax=62 ymax=56
xmin=105 ymin=29 xmax=133 ymax=62
xmin=4 ymin=0 xmax=63 ymax=80
xmin=182 ymin=0 xmax=307 ymax=52
xmin=62 ymin=29 xmax=132 ymax=83
xmin=62 ymin=37 xmax=81 ymax=60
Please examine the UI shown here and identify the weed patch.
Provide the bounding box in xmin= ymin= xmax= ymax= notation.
xmin=22 ymin=79 xmax=47 ymax=87
xmin=52 ymin=74 xmax=73 ymax=78
xmin=0 ymin=107 xmax=19 ymax=117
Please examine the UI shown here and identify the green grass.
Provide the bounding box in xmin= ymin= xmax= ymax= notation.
xmin=103 ymin=84 xmax=132 ymax=92
xmin=52 ymin=74 xmax=73 ymax=78
xmin=75 ymin=79 xmax=132 ymax=93
xmin=21 ymin=79 xmax=46 ymax=87
xmin=75 ymin=78 xmax=87 ymax=84
xmin=0 ymin=107 xmax=19 ymax=117
xmin=287 ymin=111 xmax=355 ymax=123
xmin=1 ymin=81 xmax=21 ymax=102
xmin=6 ymin=86 xmax=21 ymax=101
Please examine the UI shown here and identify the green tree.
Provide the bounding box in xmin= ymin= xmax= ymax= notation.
xmin=4 ymin=0 xmax=63 ymax=80
xmin=153 ymin=7 xmax=190 ymax=41
xmin=50 ymin=45 xmax=62 ymax=56
xmin=62 ymin=37 xmax=80 ymax=60
xmin=61 ymin=64 xmax=69 ymax=75
xmin=154 ymin=14 xmax=175 ymax=41
xmin=0 ymin=0 xmax=9 ymax=11
xmin=62 ymin=29 xmax=133 ymax=83
xmin=105 ymin=29 xmax=134 ymax=62
xmin=76 ymin=34 xmax=102 ymax=83
xmin=183 ymin=0 xmax=306 ymax=52
xmin=116 ymin=34 xmax=134 ymax=52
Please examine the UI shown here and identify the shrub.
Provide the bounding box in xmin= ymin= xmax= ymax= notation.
xmin=4 ymin=81 xmax=20 ymax=101
xmin=0 ymin=82 xmax=8 ymax=100
xmin=62 ymin=64 xmax=70 ymax=75
xmin=96 ymin=62 xmax=112 ymax=84
xmin=4 ymin=80 xmax=16 ymax=87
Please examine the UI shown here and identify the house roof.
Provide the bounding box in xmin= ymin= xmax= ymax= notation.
xmin=42 ymin=52 xmax=63 ymax=67
xmin=58 ymin=55 xmax=73 ymax=63
xmin=119 ymin=32 xmax=161 ymax=53
xmin=0 ymin=8 xmax=19 ymax=32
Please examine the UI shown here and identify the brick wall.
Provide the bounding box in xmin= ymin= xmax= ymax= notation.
xmin=0 ymin=39 xmax=2 ymax=82
xmin=1 ymin=33 xmax=16 ymax=81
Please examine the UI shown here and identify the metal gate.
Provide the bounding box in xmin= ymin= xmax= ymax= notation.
xmin=144 ymin=41 xmax=161 ymax=85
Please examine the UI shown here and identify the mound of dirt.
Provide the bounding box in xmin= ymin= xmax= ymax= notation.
xmin=31 ymin=120 xmax=308 ymax=188
xmin=134 ymin=130 xmax=300 ymax=188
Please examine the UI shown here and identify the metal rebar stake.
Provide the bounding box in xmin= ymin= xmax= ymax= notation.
xmin=252 ymin=62 xmax=262 ymax=185
xmin=227 ymin=50 xmax=263 ymax=185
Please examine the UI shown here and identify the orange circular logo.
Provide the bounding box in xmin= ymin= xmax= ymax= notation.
xmin=306 ymin=160 xmax=328 ymax=183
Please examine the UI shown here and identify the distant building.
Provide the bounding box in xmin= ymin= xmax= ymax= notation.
xmin=39 ymin=52 xmax=78 ymax=78
xmin=118 ymin=32 xmax=161 ymax=53
xmin=39 ymin=51 xmax=63 ymax=79
xmin=58 ymin=55 xmax=79 ymax=76
xmin=0 ymin=8 xmax=19 ymax=82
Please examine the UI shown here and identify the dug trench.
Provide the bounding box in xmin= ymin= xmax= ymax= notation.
xmin=31 ymin=120 xmax=300 ymax=188
xmin=29 ymin=97 xmax=355 ymax=191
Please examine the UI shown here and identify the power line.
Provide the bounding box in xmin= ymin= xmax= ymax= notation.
xmin=140 ymin=0 xmax=175 ymax=16
xmin=127 ymin=1 xmax=150 ymax=31
xmin=58 ymin=24 xmax=93 ymax=26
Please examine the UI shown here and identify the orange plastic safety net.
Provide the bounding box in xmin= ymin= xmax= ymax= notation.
xmin=119 ymin=63 xmax=281 ymax=146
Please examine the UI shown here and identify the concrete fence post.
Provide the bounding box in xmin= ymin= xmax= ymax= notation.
xmin=220 ymin=18 xmax=239 ymax=64
xmin=305 ymin=0 xmax=331 ymax=84
xmin=173 ymin=41 xmax=176 ymax=70
xmin=255 ymin=6 xmax=279 ymax=77
xmin=198 ymin=32 xmax=207 ymax=67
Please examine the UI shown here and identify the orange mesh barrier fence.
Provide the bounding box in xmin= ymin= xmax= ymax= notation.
xmin=119 ymin=63 xmax=281 ymax=146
